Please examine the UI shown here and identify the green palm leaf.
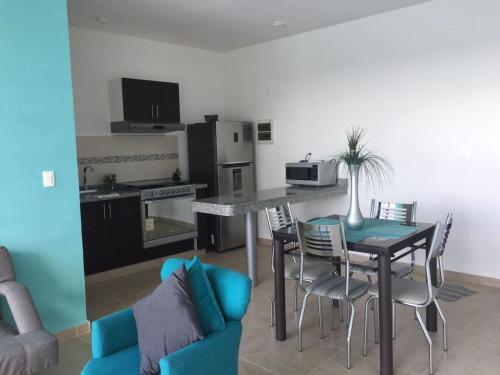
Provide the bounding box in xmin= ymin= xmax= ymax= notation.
xmin=331 ymin=127 xmax=392 ymax=190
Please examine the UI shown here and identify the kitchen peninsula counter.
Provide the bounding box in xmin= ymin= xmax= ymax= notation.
xmin=192 ymin=180 xmax=348 ymax=285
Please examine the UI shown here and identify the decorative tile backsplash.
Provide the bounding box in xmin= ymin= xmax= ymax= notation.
xmin=77 ymin=152 xmax=179 ymax=166
xmin=76 ymin=135 xmax=180 ymax=185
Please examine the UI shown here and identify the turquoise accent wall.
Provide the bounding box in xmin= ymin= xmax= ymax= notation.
xmin=0 ymin=0 xmax=87 ymax=332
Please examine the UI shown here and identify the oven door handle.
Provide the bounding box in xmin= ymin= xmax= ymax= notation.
xmin=143 ymin=195 xmax=195 ymax=205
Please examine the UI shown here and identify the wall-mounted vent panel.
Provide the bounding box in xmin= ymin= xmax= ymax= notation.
xmin=256 ymin=119 xmax=273 ymax=144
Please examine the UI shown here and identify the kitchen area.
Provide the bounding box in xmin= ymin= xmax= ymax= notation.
xmin=77 ymin=78 xmax=246 ymax=276
xmin=77 ymin=76 xmax=346 ymax=284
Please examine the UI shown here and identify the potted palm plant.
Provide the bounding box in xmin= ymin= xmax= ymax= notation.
xmin=332 ymin=127 xmax=392 ymax=229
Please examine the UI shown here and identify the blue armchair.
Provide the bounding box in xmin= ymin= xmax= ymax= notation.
xmin=81 ymin=258 xmax=252 ymax=375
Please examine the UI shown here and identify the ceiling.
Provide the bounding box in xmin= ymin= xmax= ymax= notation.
xmin=68 ymin=0 xmax=431 ymax=52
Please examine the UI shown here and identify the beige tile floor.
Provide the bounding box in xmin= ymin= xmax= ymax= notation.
xmin=39 ymin=245 xmax=500 ymax=375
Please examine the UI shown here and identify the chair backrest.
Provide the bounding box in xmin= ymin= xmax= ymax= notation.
xmin=160 ymin=258 xmax=252 ymax=322
xmin=265 ymin=203 xmax=294 ymax=240
xmin=371 ymin=199 xmax=417 ymax=223
xmin=296 ymin=220 xmax=350 ymax=292
xmin=424 ymin=213 xmax=453 ymax=303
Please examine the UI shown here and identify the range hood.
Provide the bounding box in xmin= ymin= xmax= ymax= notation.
xmin=109 ymin=78 xmax=184 ymax=134
xmin=111 ymin=121 xmax=185 ymax=134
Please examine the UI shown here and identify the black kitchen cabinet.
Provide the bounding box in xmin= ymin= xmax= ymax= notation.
xmin=121 ymin=78 xmax=180 ymax=123
xmin=80 ymin=197 xmax=142 ymax=275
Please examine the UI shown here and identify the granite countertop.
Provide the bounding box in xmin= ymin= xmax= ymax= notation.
xmin=80 ymin=181 xmax=208 ymax=204
xmin=79 ymin=186 xmax=141 ymax=203
xmin=192 ymin=179 xmax=348 ymax=216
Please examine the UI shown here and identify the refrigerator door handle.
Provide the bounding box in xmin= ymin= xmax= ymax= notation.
xmin=219 ymin=161 xmax=253 ymax=168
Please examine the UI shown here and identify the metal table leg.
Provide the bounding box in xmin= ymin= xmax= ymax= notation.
xmin=245 ymin=211 xmax=258 ymax=286
xmin=378 ymin=253 xmax=393 ymax=375
xmin=426 ymin=231 xmax=438 ymax=331
xmin=274 ymin=238 xmax=286 ymax=340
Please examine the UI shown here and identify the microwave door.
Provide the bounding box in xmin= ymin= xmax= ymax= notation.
xmin=215 ymin=121 xmax=254 ymax=164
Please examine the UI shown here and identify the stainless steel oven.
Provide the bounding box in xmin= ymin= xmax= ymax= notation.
xmin=121 ymin=179 xmax=198 ymax=249
xmin=141 ymin=192 xmax=197 ymax=248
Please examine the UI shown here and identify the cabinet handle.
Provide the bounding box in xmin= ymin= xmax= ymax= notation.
xmin=103 ymin=204 xmax=106 ymax=220
xmin=156 ymin=105 xmax=159 ymax=118
xmin=108 ymin=203 xmax=112 ymax=218
xmin=151 ymin=104 xmax=154 ymax=118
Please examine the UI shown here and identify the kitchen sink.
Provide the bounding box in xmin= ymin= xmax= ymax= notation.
xmin=96 ymin=193 xmax=120 ymax=199
xmin=80 ymin=188 xmax=98 ymax=194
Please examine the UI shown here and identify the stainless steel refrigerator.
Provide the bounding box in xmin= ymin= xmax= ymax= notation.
xmin=187 ymin=121 xmax=255 ymax=251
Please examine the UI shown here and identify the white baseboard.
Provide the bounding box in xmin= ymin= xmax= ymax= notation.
xmin=55 ymin=321 xmax=90 ymax=343
xmin=85 ymin=249 xmax=206 ymax=285
xmin=257 ymin=237 xmax=500 ymax=289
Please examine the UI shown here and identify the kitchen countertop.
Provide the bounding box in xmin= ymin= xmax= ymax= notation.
xmin=80 ymin=182 xmax=208 ymax=204
xmin=192 ymin=179 xmax=348 ymax=216
xmin=79 ymin=187 xmax=140 ymax=203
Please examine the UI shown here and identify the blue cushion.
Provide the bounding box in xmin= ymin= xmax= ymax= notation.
xmin=160 ymin=259 xmax=252 ymax=322
xmin=168 ymin=257 xmax=225 ymax=335
xmin=81 ymin=345 xmax=140 ymax=375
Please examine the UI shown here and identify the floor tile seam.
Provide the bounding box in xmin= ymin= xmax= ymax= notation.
xmin=239 ymin=356 xmax=279 ymax=374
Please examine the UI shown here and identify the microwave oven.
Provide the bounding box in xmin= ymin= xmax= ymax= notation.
xmin=285 ymin=161 xmax=337 ymax=186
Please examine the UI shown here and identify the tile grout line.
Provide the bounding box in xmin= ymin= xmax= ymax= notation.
xmin=239 ymin=356 xmax=279 ymax=374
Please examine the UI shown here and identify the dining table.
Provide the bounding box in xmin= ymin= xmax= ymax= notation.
xmin=272 ymin=215 xmax=436 ymax=375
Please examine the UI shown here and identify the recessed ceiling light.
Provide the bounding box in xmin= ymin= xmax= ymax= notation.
xmin=95 ymin=17 xmax=109 ymax=23
xmin=271 ymin=21 xmax=287 ymax=28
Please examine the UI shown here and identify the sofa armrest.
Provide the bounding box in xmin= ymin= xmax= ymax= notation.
xmin=92 ymin=308 xmax=138 ymax=358
xmin=160 ymin=321 xmax=242 ymax=375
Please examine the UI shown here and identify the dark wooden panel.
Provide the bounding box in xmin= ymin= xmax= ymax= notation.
xmin=121 ymin=78 xmax=155 ymax=122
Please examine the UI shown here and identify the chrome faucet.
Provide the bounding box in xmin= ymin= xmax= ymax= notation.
xmin=83 ymin=165 xmax=95 ymax=189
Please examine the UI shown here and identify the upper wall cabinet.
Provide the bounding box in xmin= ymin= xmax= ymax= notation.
xmin=109 ymin=78 xmax=180 ymax=123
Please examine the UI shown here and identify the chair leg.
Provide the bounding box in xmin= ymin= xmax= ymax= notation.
xmin=435 ymin=299 xmax=448 ymax=352
xmin=373 ymin=298 xmax=379 ymax=345
xmin=363 ymin=296 xmax=374 ymax=356
xmin=367 ymin=274 xmax=373 ymax=284
xmin=346 ymin=301 xmax=355 ymax=369
xmin=346 ymin=299 xmax=351 ymax=327
xmin=318 ymin=296 xmax=324 ymax=339
xmin=415 ymin=308 xmax=434 ymax=375
xmin=330 ymin=300 xmax=335 ymax=331
xmin=294 ymin=280 xmax=300 ymax=311
xmin=298 ymin=292 xmax=310 ymax=352
xmin=392 ymin=301 xmax=396 ymax=340
xmin=270 ymin=292 xmax=276 ymax=327
xmin=339 ymin=300 xmax=344 ymax=322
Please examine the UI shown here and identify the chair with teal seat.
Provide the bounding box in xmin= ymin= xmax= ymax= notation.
xmin=81 ymin=258 xmax=252 ymax=375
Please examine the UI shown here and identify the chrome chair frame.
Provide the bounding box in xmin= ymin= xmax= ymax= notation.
xmin=296 ymin=220 xmax=370 ymax=369
xmin=363 ymin=213 xmax=453 ymax=375
xmin=352 ymin=199 xmax=418 ymax=338
xmin=372 ymin=199 xmax=418 ymax=278
xmin=265 ymin=203 xmax=333 ymax=327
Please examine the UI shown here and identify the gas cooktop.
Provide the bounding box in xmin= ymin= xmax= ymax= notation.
xmin=120 ymin=179 xmax=194 ymax=200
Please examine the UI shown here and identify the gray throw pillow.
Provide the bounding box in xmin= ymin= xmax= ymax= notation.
xmin=132 ymin=264 xmax=204 ymax=375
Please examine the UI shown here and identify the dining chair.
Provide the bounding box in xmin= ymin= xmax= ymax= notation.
xmin=265 ymin=204 xmax=333 ymax=327
xmin=296 ymin=220 xmax=371 ymax=369
xmin=351 ymin=200 xmax=417 ymax=339
xmin=352 ymin=200 xmax=418 ymax=282
xmin=362 ymin=213 xmax=453 ymax=375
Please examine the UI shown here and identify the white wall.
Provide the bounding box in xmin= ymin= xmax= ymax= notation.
xmin=222 ymin=0 xmax=500 ymax=279
xmin=69 ymin=27 xmax=225 ymax=179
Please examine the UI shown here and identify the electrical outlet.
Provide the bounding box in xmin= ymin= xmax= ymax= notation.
xmin=42 ymin=171 xmax=55 ymax=187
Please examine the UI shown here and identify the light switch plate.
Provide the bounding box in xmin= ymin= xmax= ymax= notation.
xmin=42 ymin=171 xmax=55 ymax=187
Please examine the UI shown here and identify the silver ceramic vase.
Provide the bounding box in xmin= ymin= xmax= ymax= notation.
xmin=346 ymin=164 xmax=364 ymax=229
